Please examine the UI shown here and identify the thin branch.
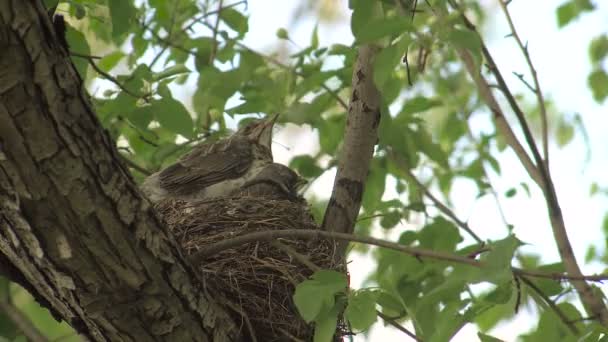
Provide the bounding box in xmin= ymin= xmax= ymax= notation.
xmin=0 ymin=300 xmax=49 ymax=342
xmin=85 ymin=57 xmax=143 ymax=99
xmin=519 ymin=275 xmax=580 ymax=335
xmin=119 ymin=154 xmax=152 ymax=176
xmin=499 ymin=0 xmax=549 ymax=167
xmin=182 ymin=0 xmax=248 ymax=33
xmin=69 ymin=52 xmax=102 ymax=59
xmin=512 ymin=72 xmax=536 ymax=93
xmin=209 ymin=0 xmax=224 ymax=64
xmin=377 ymin=310 xmax=422 ymax=341
xmin=464 ymin=122 xmax=511 ymax=229
xmin=189 ymin=228 xmax=608 ymax=282
xmin=387 ymin=148 xmax=483 ymax=243
xmin=271 ymin=241 xmax=321 ymax=272
xmin=513 ymin=275 xmax=522 ymax=313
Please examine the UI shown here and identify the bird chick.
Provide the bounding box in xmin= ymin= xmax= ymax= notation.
xmin=234 ymin=163 xmax=306 ymax=201
xmin=141 ymin=114 xmax=278 ymax=202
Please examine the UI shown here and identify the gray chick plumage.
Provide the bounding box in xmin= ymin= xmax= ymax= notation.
xmin=141 ymin=115 xmax=278 ymax=202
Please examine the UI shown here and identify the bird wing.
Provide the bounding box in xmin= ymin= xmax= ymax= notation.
xmin=158 ymin=136 xmax=253 ymax=195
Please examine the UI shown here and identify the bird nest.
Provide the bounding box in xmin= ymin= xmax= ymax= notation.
xmin=155 ymin=197 xmax=345 ymax=341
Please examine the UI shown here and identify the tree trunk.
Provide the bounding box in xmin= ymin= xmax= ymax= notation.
xmin=0 ymin=0 xmax=238 ymax=340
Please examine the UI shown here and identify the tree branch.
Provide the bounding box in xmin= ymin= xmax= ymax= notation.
xmin=498 ymin=0 xmax=549 ymax=167
xmin=519 ymin=275 xmax=580 ymax=335
xmin=387 ymin=148 xmax=484 ymax=243
xmin=189 ymin=228 xmax=608 ymax=282
xmin=321 ymin=44 xmax=382 ymax=257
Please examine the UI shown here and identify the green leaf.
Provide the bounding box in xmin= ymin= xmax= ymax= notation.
xmin=350 ymin=0 xmax=382 ymax=40
xmin=129 ymin=105 xmax=154 ymax=131
xmin=345 ymin=290 xmax=378 ymax=331
xmin=379 ymin=211 xmax=401 ymax=229
xmin=289 ymin=155 xmax=324 ymax=178
xmin=483 ymin=282 xmax=513 ymax=305
xmin=373 ymin=43 xmax=402 ymax=90
xmin=221 ymin=8 xmax=248 ymax=35
xmin=362 ymin=158 xmax=386 ymax=212
xmin=151 ymin=97 xmax=194 ymax=138
xmin=531 ymin=263 xmax=565 ymax=297
xmin=355 ymin=17 xmax=413 ymax=44
xmin=402 ymin=96 xmax=442 ymax=115
xmin=505 ymin=188 xmax=516 ymax=198
xmin=446 ymin=29 xmax=482 ymax=70
xmin=318 ymin=114 xmax=345 ymax=155
xmin=556 ymin=118 xmax=575 ymax=147
xmin=65 ymin=23 xmax=90 ymax=79
xmin=108 ymin=0 xmax=136 ymax=43
xmin=73 ymin=4 xmax=86 ymax=20
xmin=419 ymin=217 xmax=462 ymax=252
xmin=98 ymin=51 xmax=125 ymax=72
xmin=153 ymin=64 xmax=190 ymax=81
xmin=588 ymin=68 xmax=608 ymax=102
xmin=412 ymin=127 xmax=449 ymax=169
xmin=428 ymin=302 xmax=467 ymax=342
xmin=556 ymin=0 xmax=594 ymax=28
xmin=313 ymin=304 xmax=340 ymax=342
xmin=376 ymin=290 xmax=406 ymax=317
xmin=590 ymin=35 xmax=608 ymax=64
xmin=481 ymin=235 xmax=522 ymax=284
xmin=311 ymin=24 xmax=319 ymax=49
xmin=43 ymin=0 xmax=59 ymax=9
xmin=276 ymin=28 xmax=289 ymax=40
xmin=294 ymin=270 xmax=348 ymax=322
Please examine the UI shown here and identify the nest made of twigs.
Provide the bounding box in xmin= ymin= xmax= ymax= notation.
xmin=155 ymin=196 xmax=344 ymax=341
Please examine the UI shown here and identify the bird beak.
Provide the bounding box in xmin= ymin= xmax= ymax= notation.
xmin=252 ymin=113 xmax=279 ymax=148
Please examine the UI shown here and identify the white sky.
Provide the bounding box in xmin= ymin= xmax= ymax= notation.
xmin=240 ymin=0 xmax=608 ymax=341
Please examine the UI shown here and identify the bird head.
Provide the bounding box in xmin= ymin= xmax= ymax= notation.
xmin=237 ymin=113 xmax=279 ymax=149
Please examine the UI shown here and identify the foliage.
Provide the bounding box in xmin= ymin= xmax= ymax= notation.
xmin=4 ymin=0 xmax=608 ymax=341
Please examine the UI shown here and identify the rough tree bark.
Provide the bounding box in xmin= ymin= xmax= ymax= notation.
xmin=321 ymin=44 xmax=381 ymax=257
xmin=0 ymin=0 xmax=240 ymax=340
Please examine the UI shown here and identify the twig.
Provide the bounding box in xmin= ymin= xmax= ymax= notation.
xmin=69 ymin=52 xmax=102 ymax=59
xmin=209 ymin=0 xmax=224 ymax=64
xmin=271 ymin=241 xmax=321 ymax=272
xmin=519 ymin=275 xmax=580 ymax=335
xmin=377 ymin=310 xmax=422 ymax=341
xmin=189 ymin=228 xmax=608 ymax=282
xmin=387 ymin=148 xmax=483 ymax=243
xmin=464 ymin=123 xmax=511 ymax=229
xmin=224 ymin=301 xmax=258 ymax=342
xmin=498 ymin=0 xmax=549 ymax=167
xmin=513 ymin=275 xmax=521 ymax=314
xmin=86 ymin=58 xmax=142 ymax=99
xmin=182 ymin=0 xmax=248 ymax=33
xmin=119 ymin=154 xmax=152 ymax=176
xmin=0 ymin=301 xmax=48 ymax=342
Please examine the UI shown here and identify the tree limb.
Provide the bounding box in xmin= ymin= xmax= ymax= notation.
xmin=189 ymin=228 xmax=608 ymax=282
xmin=321 ymin=44 xmax=382 ymax=257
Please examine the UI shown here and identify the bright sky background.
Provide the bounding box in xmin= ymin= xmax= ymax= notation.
xmin=238 ymin=0 xmax=608 ymax=341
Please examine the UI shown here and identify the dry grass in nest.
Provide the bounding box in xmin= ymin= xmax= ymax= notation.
xmin=155 ymin=197 xmax=344 ymax=341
